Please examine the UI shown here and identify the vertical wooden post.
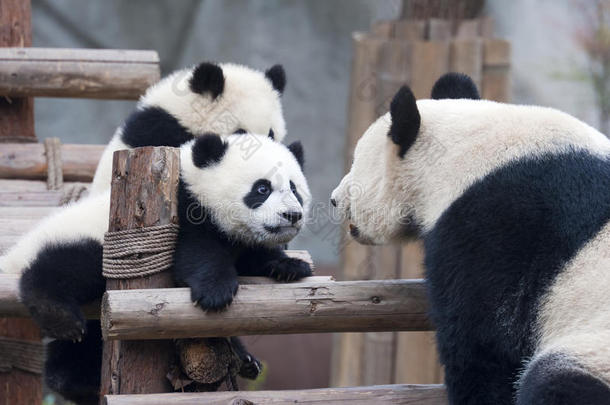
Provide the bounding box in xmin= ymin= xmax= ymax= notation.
xmin=0 ymin=0 xmax=35 ymax=142
xmin=99 ymin=147 xmax=180 ymax=401
xmin=0 ymin=1 xmax=42 ymax=404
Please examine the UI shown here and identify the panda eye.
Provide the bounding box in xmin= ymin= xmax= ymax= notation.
xmin=234 ymin=128 xmax=247 ymax=134
xmin=290 ymin=181 xmax=297 ymax=193
xmin=257 ymin=184 xmax=270 ymax=195
xmin=268 ymin=129 xmax=275 ymax=140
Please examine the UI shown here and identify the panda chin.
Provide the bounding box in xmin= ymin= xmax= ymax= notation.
xmin=262 ymin=225 xmax=299 ymax=244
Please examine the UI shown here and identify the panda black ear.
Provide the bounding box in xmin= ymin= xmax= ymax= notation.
xmin=192 ymin=133 xmax=228 ymax=168
xmin=431 ymin=72 xmax=480 ymax=100
xmin=287 ymin=141 xmax=304 ymax=169
xmin=389 ymin=86 xmax=420 ymax=158
xmin=265 ymin=64 xmax=286 ymax=94
xmin=190 ymin=62 xmax=225 ymax=99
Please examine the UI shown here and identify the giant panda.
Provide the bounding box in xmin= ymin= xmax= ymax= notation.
xmin=1 ymin=133 xmax=311 ymax=403
xmin=90 ymin=61 xmax=288 ymax=195
xmin=331 ymin=74 xmax=610 ymax=405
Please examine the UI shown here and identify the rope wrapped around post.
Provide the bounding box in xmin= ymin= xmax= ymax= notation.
xmin=102 ymin=223 xmax=179 ymax=279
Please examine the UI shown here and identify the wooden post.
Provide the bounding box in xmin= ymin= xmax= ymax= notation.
xmin=0 ymin=1 xmax=42 ymax=404
xmin=99 ymin=147 xmax=180 ymax=400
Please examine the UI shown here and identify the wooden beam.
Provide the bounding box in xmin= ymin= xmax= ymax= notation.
xmin=0 ymin=48 xmax=160 ymax=99
xmin=104 ymin=384 xmax=447 ymax=405
xmin=0 ymin=143 xmax=104 ymax=181
xmin=101 ymin=279 xmax=432 ymax=341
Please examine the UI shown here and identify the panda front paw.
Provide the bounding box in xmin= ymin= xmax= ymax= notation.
xmin=238 ymin=353 xmax=263 ymax=380
xmin=25 ymin=298 xmax=86 ymax=340
xmin=190 ymin=278 xmax=239 ymax=312
xmin=269 ymin=258 xmax=312 ymax=282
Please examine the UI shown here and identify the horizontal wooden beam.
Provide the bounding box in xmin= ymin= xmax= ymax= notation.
xmin=0 ymin=143 xmax=104 ymax=181
xmin=0 ymin=48 xmax=160 ymax=99
xmin=102 ymin=279 xmax=432 ymax=340
xmin=103 ymin=384 xmax=447 ymax=404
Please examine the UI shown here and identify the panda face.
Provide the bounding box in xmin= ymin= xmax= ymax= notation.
xmin=181 ymin=133 xmax=310 ymax=246
xmin=141 ymin=62 xmax=287 ymax=142
xmin=332 ymin=74 xmax=610 ymax=245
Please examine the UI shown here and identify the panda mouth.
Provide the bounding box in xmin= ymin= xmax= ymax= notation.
xmin=264 ymin=225 xmax=298 ymax=234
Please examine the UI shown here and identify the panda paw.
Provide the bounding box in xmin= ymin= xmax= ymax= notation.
xmin=269 ymin=258 xmax=312 ymax=282
xmin=238 ymin=353 xmax=263 ymax=380
xmin=191 ymin=278 xmax=239 ymax=312
xmin=27 ymin=299 xmax=86 ymax=340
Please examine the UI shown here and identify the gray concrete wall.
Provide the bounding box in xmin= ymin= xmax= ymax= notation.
xmin=32 ymin=0 xmax=402 ymax=266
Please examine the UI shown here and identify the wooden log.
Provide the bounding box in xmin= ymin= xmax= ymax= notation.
xmin=101 ymin=279 xmax=432 ymax=341
xmin=0 ymin=142 xmax=104 ymax=181
xmin=0 ymin=48 xmax=160 ymax=99
xmin=104 ymin=384 xmax=448 ymax=405
xmin=450 ymin=39 xmax=483 ymax=92
xmin=394 ymin=20 xmax=426 ymax=40
xmin=427 ymin=19 xmax=452 ymax=40
xmin=0 ymin=0 xmax=35 ymax=143
xmin=482 ymin=39 xmax=511 ymax=102
xmin=409 ymin=41 xmax=450 ymax=99
xmin=0 ymin=2 xmax=41 ymax=403
xmin=99 ymin=147 xmax=180 ymax=399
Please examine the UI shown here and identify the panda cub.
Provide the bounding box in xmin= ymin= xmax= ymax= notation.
xmin=332 ymin=74 xmax=610 ymax=404
xmin=1 ymin=133 xmax=311 ymax=403
xmin=90 ymin=61 xmax=287 ymax=195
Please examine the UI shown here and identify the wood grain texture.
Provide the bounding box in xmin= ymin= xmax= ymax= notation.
xmin=100 ymin=147 xmax=180 ymax=399
xmin=101 ymin=279 xmax=432 ymax=341
xmin=0 ymin=142 xmax=104 ymax=181
xmin=0 ymin=48 xmax=160 ymax=99
xmin=104 ymin=384 xmax=447 ymax=405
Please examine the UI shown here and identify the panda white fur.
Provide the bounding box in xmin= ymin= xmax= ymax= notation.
xmin=90 ymin=62 xmax=287 ymax=195
xmin=331 ymin=74 xmax=610 ymax=404
xmin=1 ymin=133 xmax=311 ymax=403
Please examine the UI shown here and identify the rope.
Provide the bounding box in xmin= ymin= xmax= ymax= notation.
xmin=44 ymin=137 xmax=63 ymax=190
xmin=102 ymin=223 xmax=179 ymax=279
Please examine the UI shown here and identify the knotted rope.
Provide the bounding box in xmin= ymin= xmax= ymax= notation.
xmin=44 ymin=137 xmax=63 ymax=191
xmin=102 ymin=223 xmax=179 ymax=279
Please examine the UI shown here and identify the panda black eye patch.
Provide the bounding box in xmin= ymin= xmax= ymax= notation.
xmin=268 ymin=129 xmax=275 ymax=139
xmin=244 ymin=179 xmax=273 ymax=209
xmin=290 ymin=181 xmax=303 ymax=206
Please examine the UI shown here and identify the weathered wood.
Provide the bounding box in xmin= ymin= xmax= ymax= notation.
xmin=0 ymin=48 xmax=160 ymax=99
xmin=450 ymin=39 xmax=483 ymax=92
xmin=100 ymin=147 xmax=180 ymax=399
xmin=0 ymin=2 xmax=41 ymax=403
xmin=394 ymin=20 xmax=426 ymax=40
xmin=0 ymin=0 xmax=35 ymax=143
xmin=101 ymin=279 xmax=432 ymax=340
xmin=0 ymin=206 xmax=57 ymax=254
xmin=0 ymin=273 xmax=325 ymax=318
xmin=104 ymin=384 xmax=447 ymax=405
xmin=371 ymin=20 xmax=394 ymax=38
xmin=0 ymin=142 xmax=104 ymax=181
xmin=427 ymin=19 xmax=452 ymax=40
xmin=482 ymin=39 xmax=511 ymax=102
xmin=409 ymin=41 xmax=450 ymax=99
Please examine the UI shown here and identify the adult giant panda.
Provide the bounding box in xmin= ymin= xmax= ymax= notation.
xmin=1 ymin=133 xmax=311 ymax=403
xmin=90 ymin=61 xmax=288 ymax=195
xmin=331 ymin=74 xmax=610 ymax=404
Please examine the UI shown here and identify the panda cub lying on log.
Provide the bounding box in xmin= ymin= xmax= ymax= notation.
xmin=332 ymin=73 xmax=610 ymax=404
xmin=1 ymin=133 xmax=311 ymax=403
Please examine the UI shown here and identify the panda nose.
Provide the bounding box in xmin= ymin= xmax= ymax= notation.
xmin=330 ymin=198 xmax=337 ymax=207
xmin=281 ymin=211 xmax=302 ymax=224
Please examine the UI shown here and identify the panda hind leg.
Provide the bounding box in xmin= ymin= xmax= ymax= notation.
xmin=19 ymin=238 xmax=105 ymax=340
xmin=517 ymin=351 xmax=610 ymax=405
xmin=45 ymin=320 xmax=102 ymax=405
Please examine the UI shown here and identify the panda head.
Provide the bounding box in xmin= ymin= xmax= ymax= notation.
xmin=180 ymin=132 xmax=310 ymax=246
xmin=141 ymin=61 xmax=287 ymax=141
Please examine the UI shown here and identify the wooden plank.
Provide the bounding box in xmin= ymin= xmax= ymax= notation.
xmin=455 ymin=19 xmax=480 ymax=38
xmin=101 ymin=279 xmax=432 ymax=341
xmin=427 ymin=19 xmax=452 ymax=40
xmin=482 ymin=39 xmax=511 ymax=102
xmin=409 ymin=41 xmax=450 ymax=99
xmin=0 ymin=48 xmax=160 ymax=99
xmin=100 ymin=147 xmax=180 ymax=398
xmin=450 ymin=39 xmax=483 ymax=92
xmin=371 ymin=20 xmax=394 ymax=38
xmin=104 ymin=384 xmax=448 ymax=405
xmin=394 ymin=20 xmax=425 ymax=40
xmin=0 ymin=143 xmax=104 ymax=181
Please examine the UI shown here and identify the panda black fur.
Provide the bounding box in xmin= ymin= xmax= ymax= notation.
xmin=90 ymin=61 xmax=288 ymax=195
xmin=332 ymin=74 xmax=610 ymax=404
xmin=2 ymin=133 xmax=311 ymax=403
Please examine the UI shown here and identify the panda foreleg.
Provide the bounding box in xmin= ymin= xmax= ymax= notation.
xmin=235 ymin=246 xmax=312 ymax=282
xmin=19 ymin=238 xmax=105 ymax=340
xmin=173 ymin=235 xmax=239 ymax=311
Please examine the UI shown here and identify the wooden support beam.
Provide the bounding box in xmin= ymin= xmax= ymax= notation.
xmin=0 ymin=48 xmax=160 ymax=99
xmin=104 ymin=384 xmax=447 ymax=405
xmin=101 ymin=279 xmax=432 ymax=341
xmin=0 ymin=143 xmax=104 ymax=181
xmin=99 ymin=147 xmax=181 ymax=398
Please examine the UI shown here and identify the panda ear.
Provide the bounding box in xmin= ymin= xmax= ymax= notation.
xmin=287 ymin=141 xmax=304 ymax=169
xmin=389 ymin=86 xmax=420 ymax=158
xmin=431 ymin=72 xmax=480 ymax=100
xmin=265 ymin=64 xmax=286 ymax=94
xmin=192 ymin=133 xmax=228 ymax=168
xmin=190 ymin=62 xmax=225 ymax=99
